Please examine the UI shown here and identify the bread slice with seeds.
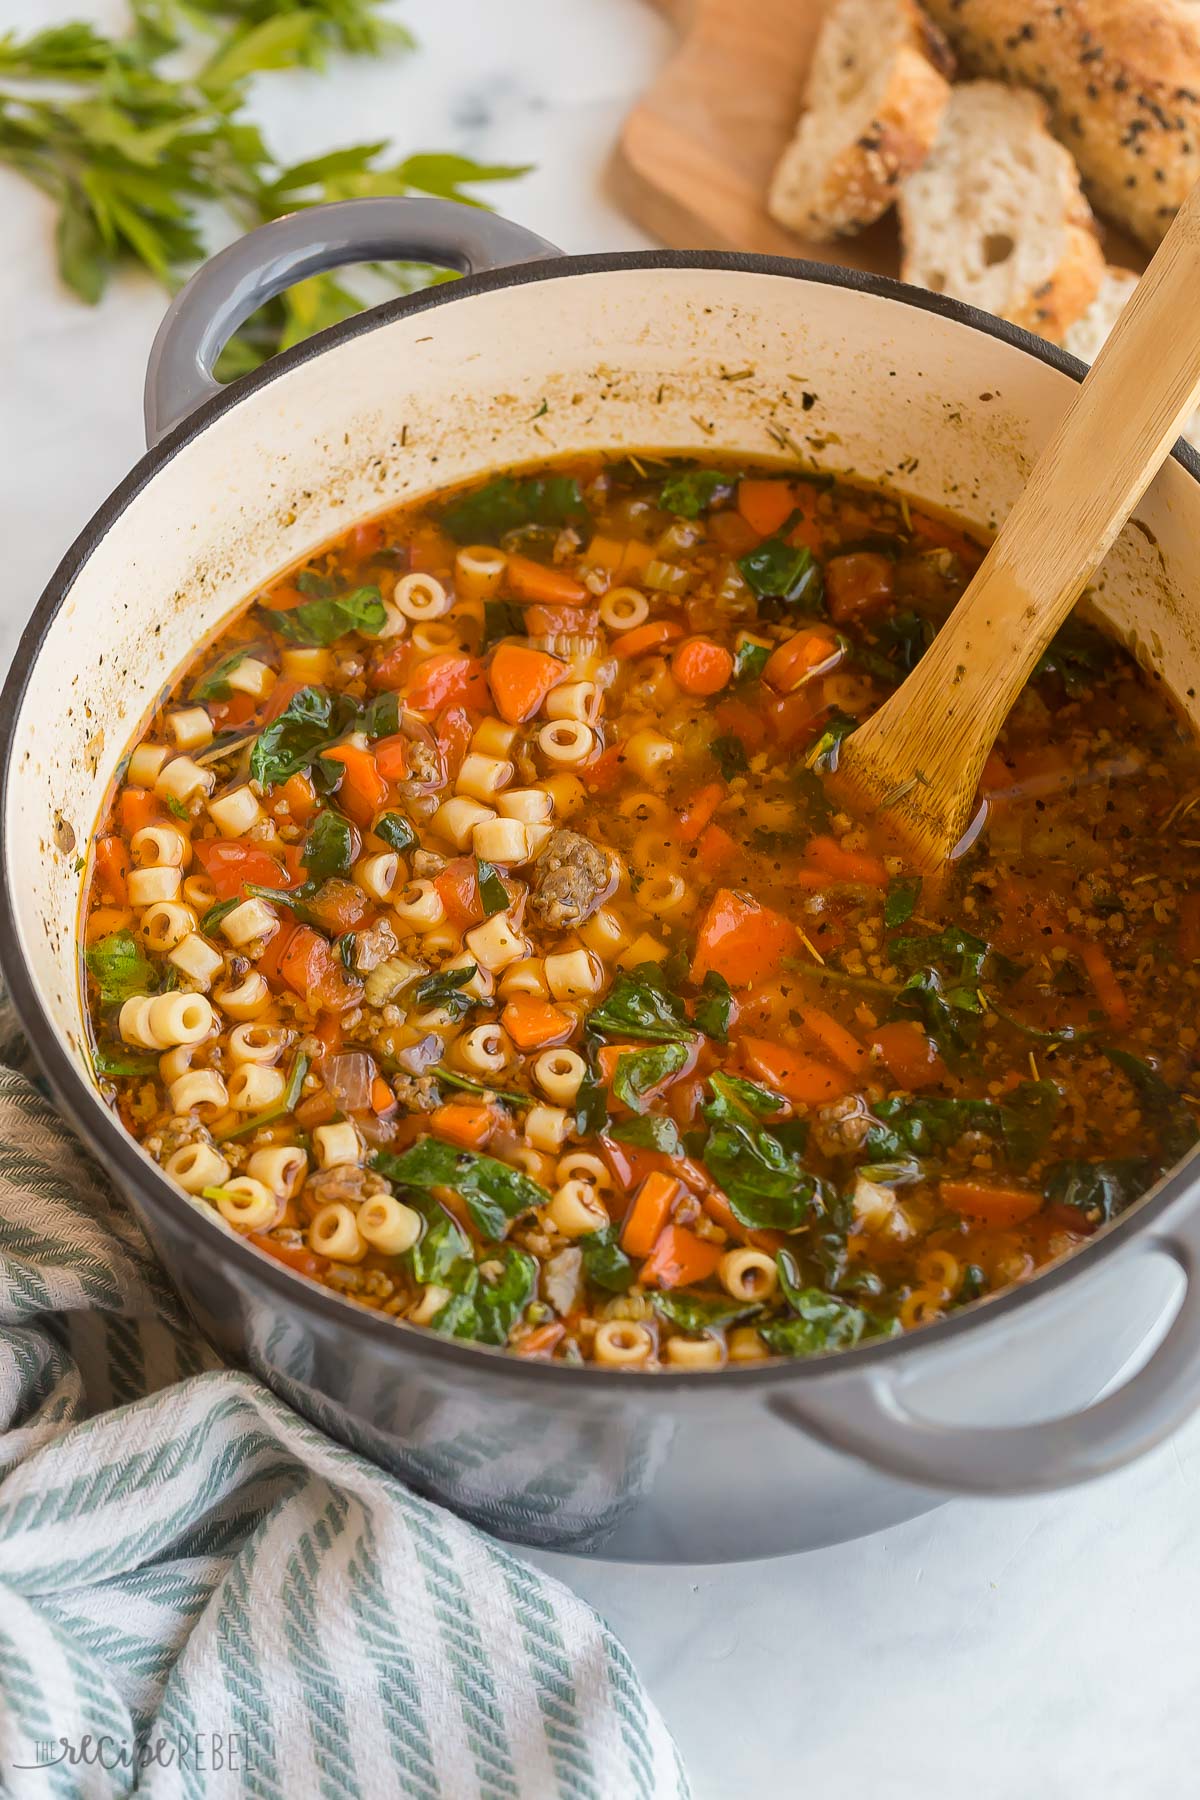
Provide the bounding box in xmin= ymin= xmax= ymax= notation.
xmin=922 ymin=0 xmax=1200 ymax=249
xmin=768 ymin=0 xmax=955 ymax=239
xmin=1063 ymin=264 xmax=1200 ymax=443
xmin=899 ymin=81 xmax=1104 ymax=340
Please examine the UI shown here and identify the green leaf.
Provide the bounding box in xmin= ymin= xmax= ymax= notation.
xmin=438 ymin=475 xmax=589 ymax=545
xmin=853 ymin=609 xmax=933 ymax=684
xmin=91 ymin=1043 xmax=159 ymax=1079
xmin=651 ymin=1291 xmax=761 ymax=1334
xmin=1043 ymin=1158 xmax=1154 ymax=1225
xmin=738 ymin=536 xmax=824 ymax=606
xmin=374 ymin=811 xmax=416 ymax=853
xmin=263 ymin=585 xmax=384 ymax=647
xmin=734 ymin=638 xmax=770 ymax=682
xmin=473 ymin=1247 xmax=539 ymax=1346
xmin=1104 ymin=1047 xmax=1199 ymax=1163
xmin=580 ymin=1225 xmax=635 ymax=1293
xmin=248 ymin=685 xmax=357 ymax=787
xmin=588 ymin=970 xmax=695 ymax=1043
xmin=806 ymin=709 xmax=857 ymax=772
xmin=374 ymin=1140 xmax=549 ymax=1241
xmin=303 ymin=810 xmax=354 ymax=883
xmin=862 ymin=1081 xmax=1059 ymax=1164
xmin=701 ymin=1077 xmax=822 ymax=1232
xmin=475 ymin=860 xmax=508 ymax=918
xmin=392 ymin=151 xmax=532 ymax=204
xmin=435 ymin=1067 xmax=532 ymax=1109
xmin=706 ymin=1070 xmax=787 ymax=1121
xmin=359 ymin=690 xmax=399 ymax=739
xmin=659 ymin=468 xmax=734 ymax=518
xmin=762 ymin=1252 xmax=875 ymax=1355
xmin=710 ymin=734 xmax=749 ymax=780
xmin=884 ymin=876 xmax=922 ymax=929
xmin=483 ymin=599 xmax=526 ymax=650
xmin=409 ymin=965 xmax=477 ymax=1021
xmin=165 ymin=796 xmax=190 ymax=822
xmin=612 ymin=1042 xmax=690 ymax=1114
xmin=190 ymin=648 xmax=248 ymax=701
xmin=610 ymin=1114 xmax=682 ymax=1154
xmin=1034 ymin=620 xmax=1118 ymax=696
xmin=999 ymin=1080 xmax=1061 ymax=1161
xmin=693 ymin=970 xmax=733 ymax=1041
xmin=574 ymin=1067 xmax=610 ymax=1138
xmin=86 ymin=929 xmax=157 ymax=1004
xmin=200 ymin=896 xmax=240 ymax=935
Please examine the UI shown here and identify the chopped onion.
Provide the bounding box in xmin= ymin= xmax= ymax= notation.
xmin=395 ymin=1033 xmax=444 ymax=1075
xmin=321 ymin=1051 xmax=375 ymax=1114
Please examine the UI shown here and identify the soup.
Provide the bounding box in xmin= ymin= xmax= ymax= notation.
xmin=80 ymin=455 xmax=1200 ymax=1368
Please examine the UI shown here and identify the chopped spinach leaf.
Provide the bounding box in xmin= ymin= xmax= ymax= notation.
xmin=762 ymin=1252 xmax=875 ymax=1355
xmin=999 ymin=1080 xmax=1061 ymax=1161
xmin=91 ymin=1044 xmax=159 ymax=1079
xmin=659 ymin=468 xmax=735 ymax=518
xmin=375 ymin=812 xmax=416 ymax=853
xmin=436 ymin=1067 xmax=531 ymax=1108
xmin=651 ymin=1291 xmax=761 ymax=1334
xmin=575 ymin=1065 xmax=610 ymax=1137
xmin=853 ymin=609 xmax=933 ymax=683
xmin=693 ymin=969 xmax=733 ymax=1041
xmin=359 ymin=691 xmax=400 ymax=740
xmin=405 ymin=1200 xmax=473 ymax=1287
xmin=1034 ymin=621 xmax=1118 ymax=696
xmin=200 ymin=896 xmax=239 ymax=936
xmin=475 ymin=860 xmax=509 ymax=918
xmin=483 ymin=598 xmax=526 ymax=649
xmin=587 ymin=971 xmax=695 ymax=1042
xmin=738 ymin=536 xmax=824 ymax=608
xmin=862 ymin=1081 xmax=1059 ymax=1162
xmin=580 ymin=1225 xmax=635 ymax=1293
xmin=248 ymin=686 xmax=358 ymax=787
xmin=734 ymin=637 xmax=771 ymax=682
xmin=86 ymin=929 xmax=157 ymax=1005
xmin=374 ymin=1141 xmax=549 ymax=1241
xmin=710 ymin=734 xmax=749 ymax=780
xmin=707 ymin=1070 xmax=785 ymax=1120
xmin=884 ymin=875 xmax=922 ymax=929
xmin=612 ymin=1042 xmax=690 ymax=1113
xmin=165 ymin=796 xmax=190 ymax=822
xmin=263 ymin=586 xmax=385 ymax=647
xmin=1103 ymin=1048 xmax=1198 ymax=1162
xmin=303 ymin=810 xmax=355 ymax=883
xmin=701 ymin=1076 xmax=823 ymax=1231
xmin=432 ymin=1246 xmax=538 ymax=1346
xmin=610 ymin=1114 xmax=683 ymax=1154
xmin=1043 ymin=1157 xmax=1154 ymax=1224
xmin=189 ymin=648 xmax=248 ymax=701
xmin=438 ymin=475 xmax=590 ymax=545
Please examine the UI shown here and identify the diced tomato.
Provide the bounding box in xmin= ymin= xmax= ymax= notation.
xmin=374 ymin=733 xmax=409 ymax=780
xmin=762 ymin=690 xmax=827 ymax=750
xmin=941 ymin=1179 xmax=1042 ymax=1229
xmin=583 ymin=744 xmax=625 ymax=792
xmin=434 ymin=857 xmax=483 ymax=930
xmin=193 ymin=838 xmax=295 ymax=900
xmin=911 ymin=511 xmax=985 ymax=566
xmin=690 ymin=889 xmax=800 ymax=989
xmin=825 ymin=553 xmax=894 ymax=623
xmin=304 ymin=879 xmax=370 ymax=934
xmin=405 ymin=652 xmax=490 ymax=714
xmin=94 ymin=837 xmax=130 ymax=905
xmin=870 ymin=1020 xmax=948 ymax=1090
xmin=677 ymin=781 xmax=726 ymax=843
xmin=640 ymin=1224 xmax=724 ymax=1289
xmin=696 ymin=822 xmax=738 ymax=873
xmin=434 ymin=704 xmax=475 ymax=782
xmin=207 ymin=691 xmax=258 ymax=729
xmin=322 ymin=743 xmax=389 ymax=828
xmin=801 ymin=834 xmax=889 ymax=888
xmin=119 ymin=788 xmax=162 ymax=836
xmin=349 ymin=519 xmax=388 ymax=559
xmin=713 ymin=697 xmax=767 ymax=754
xmin=370 ymin=641 xmax=417 ymax=693
xmin=600 ymin=1135 xmax=673 ymax=1194
xmin=763 ymin=627 xmax=842 ymax=694
xmin=249 ymin=1234 xmax=328 ymax=1277
xmin=279 ymin=925 xmax=331 ymax=997
xmin=256 ymin=922 xmax=298 ymax=987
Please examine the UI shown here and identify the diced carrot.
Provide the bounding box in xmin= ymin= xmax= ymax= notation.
xmin=85 ymin=905 xmax=132 ymax=945
xmin=1076 ymin=938 xmax=1130 ymax=1028
xmin=405 ymin=652 xmax=490 ymax=715
xmin=870 ymin=1020 xmax=948 ymax=1091
xmin=599 ymin=1135 xmax=672 ymax=1194
xmin=762 ymin=627 xmax=841 ymax=694
xmin=1181 ymin=893 xmax=1200 ymax=965
xmin=640 ymin=1224 xmax=724 ymax=1289
xmin=434 ymin=858 xmax=483 ymax=930
xmin=501 ymin=996 xmax=574 ymax=1051
xmin=371 ymin=1075 xmax=396 ymax=1114
xmin=802 ymin=834 xmax=889 ymax=888
xmin=281 ymin=771 xmax=318 ymax=825
xmin=370 ymin=640 xmax=417 ymax=693
xmin=940 ymin=1179 xmax=1042 ymax=1229
xmin=488 ymin=643 xmax=567 ymax=724
xmin=690 ymin=889 xmax=800 ymax=989
xmin=374 ymin=733 xmax=409 ymax=780
xmin=431 ymin=1101 xmax=494 ymax=1151
xmin=262 ymin=585 xmax=308 ymax=612
xmin=506 ymin=555 xmax=589 ymax=607
xmin=677 ymin=781 xmax=726 ymax=844
xmin=739 ymin=1036 xmax=854 ymax=1105
xmin=118 ymin=788 xmax=162 ymax=836
xmin=262 ymin=677 xmax=300 ymax=723
xmin=611 ymin=620 xmax=685 ymax=661
xmin=314 ymin=1012 xmax=345 ymax=1059
xmin=618 ymin=539 xmax=655 ymax=578
xmin=620 ymin=1170 xmax=683 ymax=1258
xmin=737 ymin=479 xmax=794 ymax=539
xmin=696 ymin=822 xmax=738 ymax=873
xmin=713 ymin=696 xmax=767 ymax=752
xmin=585 ymin=535 xmax=625 ymax=572
xmin=322 ymin=743 xmax=389 ymax=828
xmin=911 ymin=511 xmax=985 ymax=566
xmin=797 ymin=1004 xmax=869 ymax=1074
xmin=825 ymin=553 xmax=894 ymax=624
xmin=249 ymin=1234 xmax=329 ymax=1277
xmin=516 ymin=1322 xmax=567 ymax=1357
xmin=583 ymin=744 xmax=625 ymax=792
xmin=94 ymin=836 xmax=130 ymax=905
xmin=672 ymin=637 xmax=735 ymax=696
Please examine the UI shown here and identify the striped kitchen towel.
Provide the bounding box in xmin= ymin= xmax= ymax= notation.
xmin=0 ymin=1059 xmax=688 ymax=1799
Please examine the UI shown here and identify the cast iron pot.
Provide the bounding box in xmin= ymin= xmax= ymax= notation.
xmin=5 ymin=198 xmax=1200 ymax=1563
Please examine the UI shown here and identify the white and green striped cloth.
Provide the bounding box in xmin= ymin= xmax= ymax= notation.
xmin=0 ymin=1048 xmax=688 ymax=1799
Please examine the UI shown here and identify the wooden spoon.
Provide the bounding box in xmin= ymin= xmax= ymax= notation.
xmin=833 ymin=178 xmax=1200 ymax=871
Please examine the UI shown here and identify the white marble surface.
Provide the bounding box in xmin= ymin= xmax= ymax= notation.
xmin=1 ymin=3 xmax=1198 ymax=1795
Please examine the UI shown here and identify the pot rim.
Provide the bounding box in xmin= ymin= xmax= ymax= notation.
xmin=5 ymin=245 xmax=1199 ymax=1396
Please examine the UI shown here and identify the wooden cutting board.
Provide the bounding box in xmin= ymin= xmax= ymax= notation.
xmin=612 ymin=0 xmax=1144 ymax=278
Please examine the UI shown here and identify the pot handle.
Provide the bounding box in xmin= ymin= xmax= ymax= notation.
xmin=771 ymin=1202 xmax=1200 ymax=1494
xmin=143 ymin=197 xmax=562 ymax=446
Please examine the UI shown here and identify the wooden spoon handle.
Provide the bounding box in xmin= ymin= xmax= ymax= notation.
xmin=841 ymin=177 xmax=1200 ymax=863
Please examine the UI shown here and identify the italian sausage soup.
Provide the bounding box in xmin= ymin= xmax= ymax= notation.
xmin=81 ymin=456 xmax=1200 ymax=1366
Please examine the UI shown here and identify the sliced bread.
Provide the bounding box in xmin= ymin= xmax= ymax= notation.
xmin=1063 ymin=264 xmax=1200 ymax=444
xmin=768 ymin=0 xmax=954 ymax=240
xmin=899 ymin=81 xmax=1104 ymax=340
xmin=922 ymin=0 xmax=1200 ymax=250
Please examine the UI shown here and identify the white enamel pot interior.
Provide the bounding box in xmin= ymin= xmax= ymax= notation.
xmin=6 ymin=202 xmax=1200 ymax=1550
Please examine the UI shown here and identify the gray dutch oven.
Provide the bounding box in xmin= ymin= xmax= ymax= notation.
xmin=4 ymin=196 xmax=1200 ymax=1563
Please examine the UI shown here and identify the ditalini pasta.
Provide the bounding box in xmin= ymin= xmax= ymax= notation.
xmin=81 ymin=456 xmax=1200 ymax=1366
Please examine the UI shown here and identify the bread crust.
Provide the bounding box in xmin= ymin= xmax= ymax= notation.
xmin=769 ymin=0 xmax=955 ymax=238
xmin=923 ymin=0 xmax=1200 ymax=247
